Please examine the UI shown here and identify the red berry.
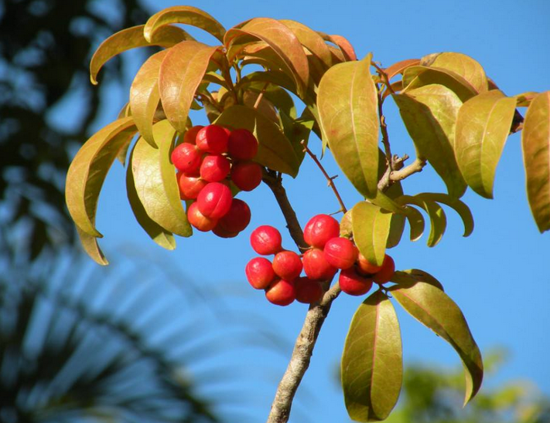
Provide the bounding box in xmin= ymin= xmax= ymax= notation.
xmin=187 ymin=201 xmax=218 ymax=232
xmin=228 ymin=128 xmax=258 ymax=160
xmin=246 ymin=257 xmax=276 ymax=289
xmin=250 ymin=225 xmax=282 ymax=255
xmin=216 ymin=198 xmax=251 ymax=234
xmin=200 ymin=154 xmax=231 ymax=182
xmin=265 ymin=279 xmax=295 ymax=306
xmin=178 ymin=173 xmax=207 ymax=200
xmin=183 ymin=125 xmax=204 ymax=144
xmin=196 ymin=124 xmax=229 ymax=154
xmin=171 ymin=143 xmax=202 ymax=175
xmin=357 ymin=253 xmax=383 ymax=276
xmin=304 ymin=214 xmax=340 ymax=248
xmin=196 ymin=182 xmax=233 ymax=219
xmin=323 ymin=237 xmax=358 ymax=270
xmin=231 ymin=161 xmax=262 ymax=191
xmin=339 ymin=268 xmax=374 ymax=296
xmin=372 ymin=255 xmax=395 ymax=284
xmin=294 ymin=277 xmax=323 ymax=304
xmin=272 ymin=251 xmax=303 ymax=281
xmin=212 ymin=225 xmax=239 ymax=239
xmin=302 ymin=248 xmax=337 ymax=281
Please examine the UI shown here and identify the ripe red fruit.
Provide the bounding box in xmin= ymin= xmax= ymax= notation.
xmin=357 ymin=253 xmax=383 ymax=275
xmin=216 ymin=198 xmax=251 ymax=234
xmin=196 ymin=182 xmax=233 ymax=219
xmin=187 ymin=201 xmax=218 ymax=232
xmin=323 ymin=237 xmax=358 ymax=270
xmin=200 ymin=154 xmax=231 ymax=182
xmin=265 ymin=279 xmax=295 ymax=306
xmin=183 ymin=125 xmax=203 ymax=144
xmin=246 ymin=257 xmax=276 ymax=289
xmin=294 ymin=277 xmax=323 ymax=304
xmin=303 ymin=214 xmax=340 ymax=248
xmin=302 ymin=248 xmax=338 ymax=281
xmin=171 ymin=143 xmax=202 ymax=175
xmin=372 ymin=255 xmax=395 ymax=284
xmin=212 ymin=225 xmax=239 ymax=239
xmin=228 ymin=128 xmax=258 ymax=160
xmin=196 ymin=124 xmax=229 ymax=154
xmin=231 ymin=161 xmax=262 ymax=191
xmin=177 ymin=173 xmax=207 ymax=200
xmin=250 ymin=225 xmax=282 ymax=255
xmin=339 ymin=268 xmax=373 ymax=296
xmin=272 ymin=250 xmax=303 ymax=281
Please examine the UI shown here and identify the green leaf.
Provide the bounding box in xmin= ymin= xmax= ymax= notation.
xmin=392 ymin=269 xmax=445 ymax=291
xmin=214 ymin=105 xmax=300 ymax=177
xmin=159 ymin=41 xmax=220 ymax=133
xmin=352 ymin=202 xmax=392 ymax=266
xmin=66 ymin=117 xmax=137 ymax=237
xmin=225 ymin=18 xmax=310 ymax=98
xmin=402 ymin=66 xmax=477 ymax=103
xmin=279 ymin=19 xmax=333 ymax=68
xmin=90 ymin=25 xmax=191 ymax=85
xmin=393 ymin=85 xmax=467 ymax=198
xmin=455 ymin=90 xmax=517 ymax=198
xmin=144 ymin=6 xmax=226 ymax=43
xmin=415 ymin=193 xmax=474 ymax=237
xmin=130 ymin=50 xmax=168 ymax=148
xmin=421 ymin=52 xmax=489 ymax=94
xmin=126 ymin=146 xmax=177 ymax=250
xmin=522 ymin=91 xmax=550 ymax=232
xmin=317 ymin=55 xmax=379 ymax=198
xmin=390 ymin=279 xmax=483 ymax=405
xmin=76 ymin=227 xmax=109 ymax=266
xmin=342 ymin=290 xmax=403 ymax=422
xmin=396 ymin=195 xmax=447 ymax=247
xmin=131 ymin=121 xmax=192 ymax=236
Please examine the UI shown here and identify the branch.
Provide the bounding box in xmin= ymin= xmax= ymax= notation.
xmin=377 ymin=155 xmax=427 ymax=191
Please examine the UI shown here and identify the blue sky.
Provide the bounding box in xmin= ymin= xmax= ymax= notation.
xmin=81 ymin=0 xmax=550 ymax=421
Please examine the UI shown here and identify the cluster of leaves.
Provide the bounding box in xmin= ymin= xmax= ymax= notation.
xmin=64 ymin=5 xmax=549 ymax=422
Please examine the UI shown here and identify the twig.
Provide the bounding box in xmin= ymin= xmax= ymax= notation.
xmin=377 ymin=155 xmax=427 ymax=191
xmin=302 ymin=142 xmax=347 ymax=213
xmin=253 ymin=82 xmax=270 ymax=110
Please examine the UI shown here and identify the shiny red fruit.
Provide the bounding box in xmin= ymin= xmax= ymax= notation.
xmin=272 ymin=251 xmax=303 ymax=281
xmin=171 ymin=143 xmax=202 ymax=175
xmin=246 ymin=257 xmax=276 ymax=289
xmin=231 ymin=161 xmax=262 ymax=191
xmin=183 ymin=125 xmax=204 ymax=144
xmin=216 ymin=198 xmax=251 ymax=234
xmin=196 ymin=124 xmax=229 ymax=154
xmin=250 ymin=225 xmax=282 ymax=255
xmin=323 ymin=237 xmax=358 ymax=270
xmin=339 ymin=268 xmax=373 ymax=296
xmin=265 ymin=279 xmax=295 ymax=306
xmin=177 ymin=173 xmax=207 ymax=200
xmin=372 ymin=255 xmax=395 ymax=284
xmin=228 ymin=128 xmax=258 ymax=160
xmin=303 ymin=214 xmax=341 ymax=248
xmin=200 ymin=154 xmax=231 ymax=182
xmin=294 ymin=277 xmax=323 ymax=304
xmin=356 ymin=253 xmax=383 ymax=276
xmin=187 ymin=201 xmax=218 ymax=232
xmin=212 ymin=225 xmax=239 ymax=239
xmin=302 ymin=248 xmax=337 ymax=281
xmin=196 ymin=182 xmax=233 ymax=219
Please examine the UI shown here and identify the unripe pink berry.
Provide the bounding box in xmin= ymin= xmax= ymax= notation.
xmin=250 ymin=225 xmax=282 ymax=255
xmin=228 ymin=128 xmax=258 ymax=160
xmin=339 ymin=268 xmax=373 ymax=296
xmin=196 ymin=182 xmax=233 ymax=219
xmin=323 ymin=237 xmax=358 ymax=270
xmin=246 ymin=257 xmax=276 ymax=289
xmin=272 ymin=250 xmax=303 ymax=281
xmin=200 ymin=154 xmax=231 ymax=182
xmin=303 ymin=214 xmax=341 ymax=248
xmin=187 ymin=201 xmax=218 ymax=232
xmin=231 ymin=161 xmax=262 ymax=191
xmin=196 ymin=124 xmax=229 ymax=154
xmin=302 ymin=248 xmax=337 ymax=281
xmin=294 ymin=277 xmax=323 ymax=304
xmin=171 ymin=143 xmax=202 ymax=175
xmin=265 ymin=279 xmax=295 ymax=306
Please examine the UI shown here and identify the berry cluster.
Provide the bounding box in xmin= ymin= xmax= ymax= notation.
xmin=172 ymin=124 xmax=263 ymax=238
xmin=245 ymin=214 xmax=396 ymax=306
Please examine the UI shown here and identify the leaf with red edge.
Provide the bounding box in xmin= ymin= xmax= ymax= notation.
xmin=384 ymin=59 xmax=421 ymax=80
xmin=159 ymin=41 xmax=221 ymax=133
xmin=280 ymin=20 xmax=332 ymax=68
xmin=522 ymin=91 xmax=550 ymax=233
xmin=144 ymin=6 xmax=226 ymax=43
xmin=326 ymin=34 xmax=357 ymax=61
xmin=90 ymin=25 xmax=192 ymax=85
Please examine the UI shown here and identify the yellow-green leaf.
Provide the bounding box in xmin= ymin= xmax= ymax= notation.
xmin=90 ymin=25 xmax=191 ymax=85
xmin=66 ymin=117 xmax=137 ymax=237
xmin=279 ymin=19 xmax=332 ymax=68
xmin=317 ymin=55 xmax=379 ymax=198
xmin=455 ymin=90 xmax=517 ymax=198
xmin=130 ymin=50 xmax=168 ymax=148
xmin=402 ymin=66 xmax=477 ymax=103
xmin=214 ymin=105 xmax=300 ymax=177
xmin=131 ymin=121 xmax=191 ymax=236
xmin=522 ymin=91 xmax=550 ymax=232
xmin=393 ymin=85 xmax=467 ymax=198
xmin=159 ymin=41 xmax=220 ymax=133
xmin=144 ymin=6 xmax=225 ymax=43
xmin=371 ymin=192 xmax=425 ymax=242
xmin=415 ymin=193 xmax=474 ymax=237
xmin=421 ymin=52 xmax=488 ymax=94
xmin=352 ymin=202 xmax=392 ymax=266
xmin=392 ymin=269 xmax=444 ymax=291
xmin=397 ymin=195 xmax=447 ymax=247
xmin=342 ymin=291 xmax=402 ymax=422
xmin=76 ymin=227 xmax=108 ymax=266
xmin=390 ymin=279 xmax=483 ymax=405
